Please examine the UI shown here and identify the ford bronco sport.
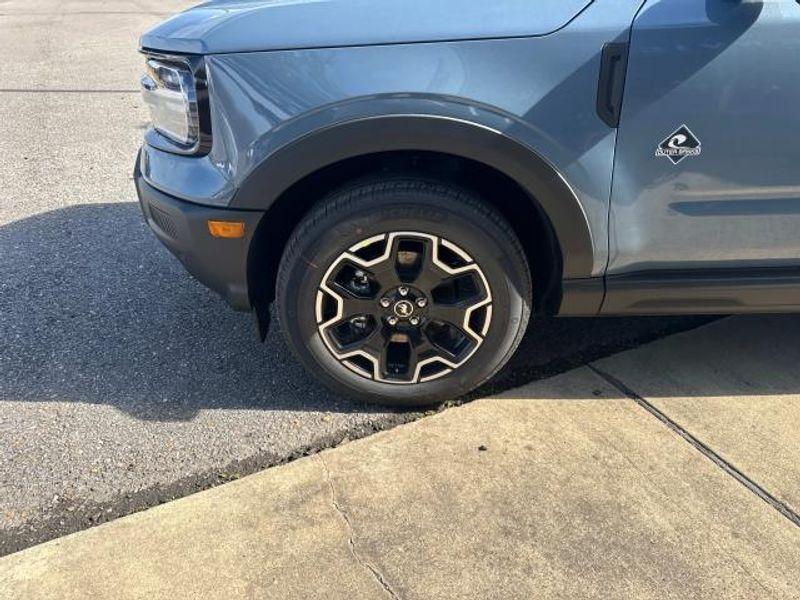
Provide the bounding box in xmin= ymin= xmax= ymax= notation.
xmin=135 ymin=0 xmax=800 ymax=406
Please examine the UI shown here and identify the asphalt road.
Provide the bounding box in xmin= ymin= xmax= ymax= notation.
xmin=0 ymin=0 xmax=710 ymax=556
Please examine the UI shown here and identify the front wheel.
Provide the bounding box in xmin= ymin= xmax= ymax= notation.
xmin=276 ymin=178 xmax=532 ymax=407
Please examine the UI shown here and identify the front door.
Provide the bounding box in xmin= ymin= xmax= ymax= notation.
xmin=608 ymin=0 xmax=800 ymax=287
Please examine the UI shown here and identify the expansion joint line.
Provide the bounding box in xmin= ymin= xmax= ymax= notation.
xmin=318 ymin=455 xmax=401 ymax=600
xmin=587 ymin=364 xmax=800 ymax=529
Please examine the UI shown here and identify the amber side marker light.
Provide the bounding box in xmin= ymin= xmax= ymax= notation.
xmin=207 ymin=220 xmax=245 ymax=239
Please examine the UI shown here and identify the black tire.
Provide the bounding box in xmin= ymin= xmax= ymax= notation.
xmin=276 ymin=177 xmax=532 ymax=407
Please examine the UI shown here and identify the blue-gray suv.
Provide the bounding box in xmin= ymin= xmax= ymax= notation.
xmin=134 ymin=0 xmax=800 ymax=406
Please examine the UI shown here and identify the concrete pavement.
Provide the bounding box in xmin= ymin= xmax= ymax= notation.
xmin=596 ymin=315 xmax=800 ymax=517
xmin=2 ymin=315 xmax=799 ymax=599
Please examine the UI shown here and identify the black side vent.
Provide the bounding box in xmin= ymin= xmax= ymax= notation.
xmin=596 ymin=42 xmax=629 ymax=128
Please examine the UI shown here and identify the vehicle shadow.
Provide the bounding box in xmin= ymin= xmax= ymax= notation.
xmin=0 ymin=202 xmax=351 ymax=421
xmin=0 ymin=202 xmax=711 ymax=422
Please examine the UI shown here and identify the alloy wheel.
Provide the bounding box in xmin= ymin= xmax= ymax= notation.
xmin=315 ymin=232 xmax=493 ymax=384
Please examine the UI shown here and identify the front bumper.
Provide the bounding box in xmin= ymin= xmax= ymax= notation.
xmin=134 ymin=154 xmax=264 ymax=311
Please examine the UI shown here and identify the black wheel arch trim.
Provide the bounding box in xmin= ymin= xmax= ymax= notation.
xmin=231 ymin=115 xmax=595 ymax=280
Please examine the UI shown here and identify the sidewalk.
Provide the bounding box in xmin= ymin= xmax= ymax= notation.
xmin=2 ymin=316 xmax=800 ymax=599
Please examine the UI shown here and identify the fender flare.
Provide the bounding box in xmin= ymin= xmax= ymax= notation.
xmin=232 ymin=114 xmax=594 ymax=279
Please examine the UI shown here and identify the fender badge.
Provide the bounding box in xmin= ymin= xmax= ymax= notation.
xmin=655 ymin=125 xmax=701 ymax=165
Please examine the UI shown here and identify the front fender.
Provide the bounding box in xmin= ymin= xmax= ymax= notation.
xmin=231 ymin=99 xmax=594 ymax=280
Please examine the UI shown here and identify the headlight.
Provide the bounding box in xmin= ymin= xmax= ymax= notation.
xmin=140 ymin=55 xmax=211 ymax=154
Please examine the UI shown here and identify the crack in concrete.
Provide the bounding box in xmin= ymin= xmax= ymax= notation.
xmin=317 ymin=455 xmax=401 ymax=600
xmin=588 ymin=364 xmax=800 ymax=529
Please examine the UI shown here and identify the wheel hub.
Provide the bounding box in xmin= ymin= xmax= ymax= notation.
xmin=380 ymin=286 xmax=427 ymax=324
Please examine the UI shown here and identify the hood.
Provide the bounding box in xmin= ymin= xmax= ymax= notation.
xmin=141 ymin=0 xmax=592 ymax=55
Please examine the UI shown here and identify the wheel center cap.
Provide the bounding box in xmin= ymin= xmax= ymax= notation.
xmin=393 ymin=300 xmax=415 ymax=318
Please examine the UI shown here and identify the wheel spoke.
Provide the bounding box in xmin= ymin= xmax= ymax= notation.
xmin=407 ymin=327 xmax=475 ymax=380
xmin=370 ymin=260 xmax=401 ymax=290
xmin=370 ymin=256 xmax=403 ymax=290
xmin=404 ymin=344 xmax=424 ymax=381
xmin=354 ymin=329 xmax=391 ymax=377
xmin=427 ymin=302 xmax=467 ymax=330
xmin=338 ymin=296 xmax=377 ymax=321
xmin=320 ymin=282 xmax=377 ymax=323
xmin=412 ymin=240 xmax=451 ymax=290
xmin=405 ymin=333 xmax=439 ymax=376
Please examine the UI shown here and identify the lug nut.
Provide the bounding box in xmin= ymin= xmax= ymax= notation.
xmin=387 ymin=316 xmax=399 ymax=326
xmin=416 ymin=297 xmax=427 ymax=308
xmin=380 ymin=297 xmax=391 ymax=308
xmin=398 ymin=286 xmax=409 ymax=297
xmin=409 ymin=316 xmax=420 ymax=326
